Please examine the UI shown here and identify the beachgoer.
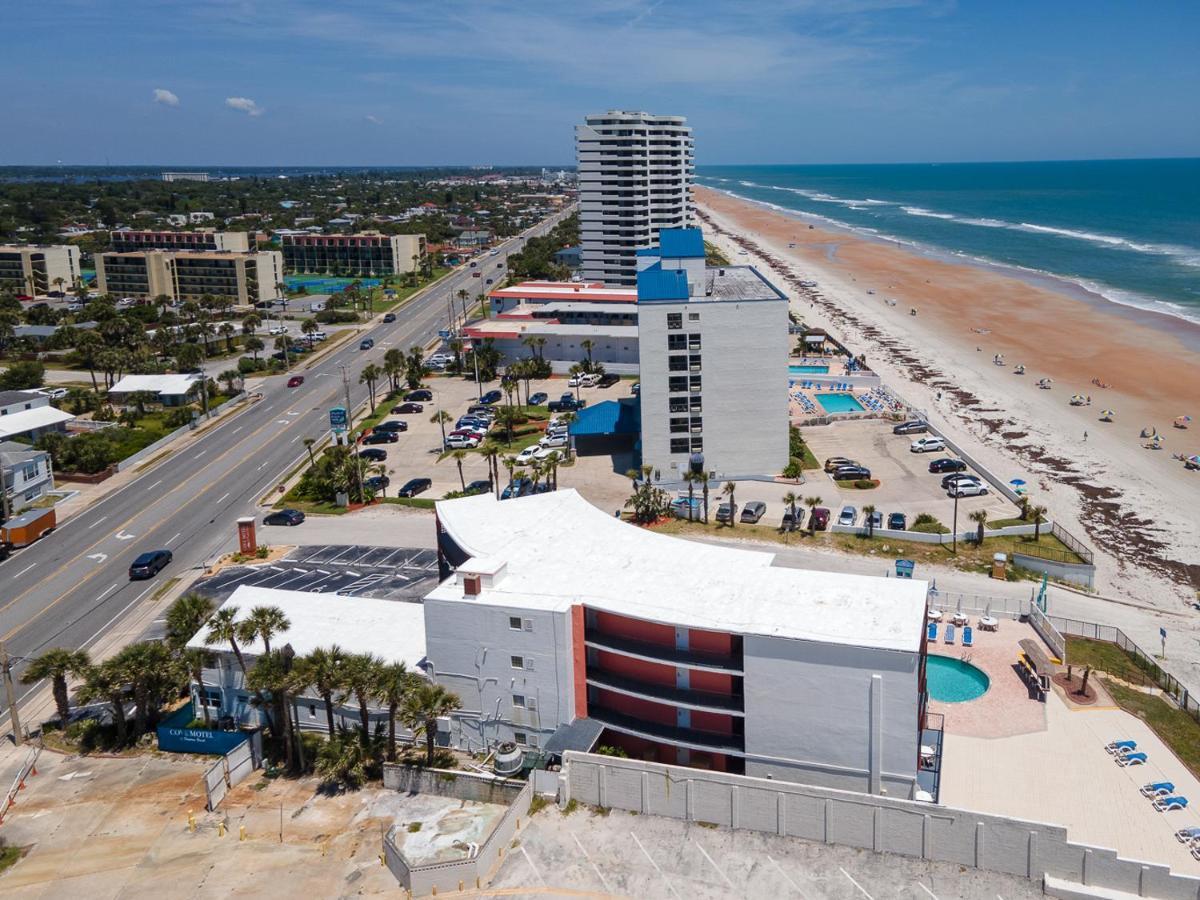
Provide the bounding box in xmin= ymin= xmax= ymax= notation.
xmin=1083 ymin=431 xmax=1088 ymax=442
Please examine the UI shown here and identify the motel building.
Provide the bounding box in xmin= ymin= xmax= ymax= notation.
xmin=428 ymin=490 xmax=934 ymax=798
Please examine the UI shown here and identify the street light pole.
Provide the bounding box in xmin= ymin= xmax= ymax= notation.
xmin=952 ymin=491 xmax=960 ymax=555
xmin=339 ymin=365 xmax=365 ymax=501
xmin=1 ymin=643 xmax=24 ymax=744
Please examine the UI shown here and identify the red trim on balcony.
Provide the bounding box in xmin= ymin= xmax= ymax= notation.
xmin=690 ymin=710 xmax=733 ymax=735
xmin=688 ymin=670 xmax=733 ymax=694
xmin=688 ymin=629 xmax=733 ymax=655
xmin=571 ymin=605 xmax=588 ymax=718
xmin=593 ymin=610 xmax=675 ymax=648
xmin=593 ymin=689 xmax=676 ymax=727
xmin=593 ymin=650 xmax=676 ymax=688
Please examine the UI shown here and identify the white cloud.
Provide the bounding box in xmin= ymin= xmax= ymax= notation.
xmin=365 ymin=114 xmax=382 ymax=125
xmin=225 ymin=96 xmax=264 ymax=116
xmin=153 ymin=88 xmax=180 ymax=107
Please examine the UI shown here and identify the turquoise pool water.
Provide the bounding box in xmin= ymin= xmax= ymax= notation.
xmin=788 ymin=364 xmax=830 ymax=375
xmin=927 ymin=655 xmax=990 ymax=703
xmin=815 ymin=392 xmax=865 ymax=414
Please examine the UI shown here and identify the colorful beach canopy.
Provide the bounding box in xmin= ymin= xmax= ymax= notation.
xmin=1100 ymin=409 xmax=1115 ymax=421
xmin=1174 ymin=415 xmax=1192 ymax=428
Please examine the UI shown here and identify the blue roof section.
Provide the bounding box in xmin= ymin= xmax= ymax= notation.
xmin=635 ymin=247 xmax=660 ymax=257
xmin=637 ymin=263 xmax=689 ymax=302
xmin=569 ymin=398 xmax=641 ymax=436
xmin=658 ymin=227 xmax=705 ymax=259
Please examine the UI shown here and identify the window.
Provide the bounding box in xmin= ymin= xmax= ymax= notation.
xmin=690 ymin=438 xmax=704 ymax=452
xmin=689 ymin=398 xmax=703 ymax=413
xmin=509 ymin=616 xmax=522 ymax=630
xmin=513 ymin=694 xmax=526 ymax=708
xmin=667 ymin=333 xmax=686 ymax=350
xmin=688 ymin=355 xmax=702 ymax=371
xmin=688 ymin=334 xmax=702 ymax=350
xmin=514 ymin=731 xmax=528 ymax=745
xmin=511 ymin=655 xmax=524 ymax=669
xmin=668 ymin=376 xmax=688 ymax=393
xmin=308 ymin=704 xmax=317 ymax=717
xmin=200 ymin=688 xmax=221 ymax=708
xmin=667 ymin=313 xmax=682 ymax=330
xmin=669 ymin=398 xmax=688 ymax=413
xmin=670 ymin=417 xmax=689 ymax=433
xmin=689 ymin=312 xmax=700 ymax=321
xmin=690 ymin=417 xmax=703 ymax=432
xmin=670 ymin=438 xmax=690 ymax=454
xmin=689 ymin=375 xmax=702 ymax=392
xmin=668 ymin=355 xmax=688 ymax=372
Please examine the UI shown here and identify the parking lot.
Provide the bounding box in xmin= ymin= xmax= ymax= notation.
xmin=193 ymin=544 xmax=439 ymax=601
xmin=801 ymin=419 xmax=1012 ymax=530
xmin=491 ymin=805 xmax=1043 ymax=899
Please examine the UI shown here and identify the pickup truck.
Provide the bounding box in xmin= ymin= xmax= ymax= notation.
xmin=548 ymin=397 xmax=586 ymax=413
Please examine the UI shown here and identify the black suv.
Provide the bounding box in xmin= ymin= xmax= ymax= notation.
xmin=359 ymin=447 xmax=388 ymax=461
xmin=598 ymin=373 xmax=620 ymax=388
xmin=887 ymin=512 xmax=907 ymax=531
xmin=479 ymin=389 xmax=503 ymax=404
xmin=374 ymin=420 xmax=408 ymax=433
xmin=406 ymin=389 xmax=433 ymax=402
xmin=928 ymin=458 xmax=967 ymax=474
xmin=398 ymin=477 xmax=432 ymax=497
xmin=833 ymin=465 xmax=872 ymax=480
xmin=264 ymin=509 xmax=305 ymax=526
xmin=129 ymin=549 xmax=172 ymax=580
xmin=362 ymin=431 xmax=399 ymax=444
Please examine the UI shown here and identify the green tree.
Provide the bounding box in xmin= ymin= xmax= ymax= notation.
xmin=401 ymin=682 xmax=461 ymax=768
xmin=624 ymin=466 xmax=670 ymax=524
xmin=239 ymin=605 xmax=291 ymax=656
xmin=969 ymin=509 xmax=989 ymax=544
xmin=111 ymin=641 xmax=181 ymax=735
xmin=20 ymin=647 xmax=92 ymax=727
xmin=315 ymin=727 xmax=370 ymax=789
xmin=78 ymin=659 xmax=128 ymax=746
xmin=1030 ymin=505 xmax=1048 ymax=541
xmin=863 ymin=504 xmax=877 ymax=538
xmin=451 ymin=449 xmax=468 ymax=491
xmin=403 ymin=346 xmax=427 ymax=390
xmin=296 ymin=646 xmax=347 ymax=739
xmin=804 ymin=495 xmax=823 ymax=535
xmin=340 ymin=653 xmax=382 ymax=748
xmin=359 ymin=363 xmax=382 ymax=413
xmin=430 ymin=409 xmax=452 ymax=446
xmin=721 ymin=481 xmax=736 ymax=528
xmin=244 ymin=335 xmax=265 ymax=362
xmin=204 ymin=606 xmax=249 ymax=680
xmin=218 ymin=322 xmax=237 ymax=353
xmin=375 ymin=662 xmax=411 ymax=763
xmin=164 ymin=593 xmax=217 ymax=651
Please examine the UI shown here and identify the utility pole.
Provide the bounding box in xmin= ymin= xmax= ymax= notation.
xmin=340 ymin=365 xmax=365 ymax=500
xmin=952 ymin=491 xmax=960 ymax=555
xmin=1 ymin=643 xmax=24 ymax=745
xmin=0 ymin=451 xmax=12 ymax=525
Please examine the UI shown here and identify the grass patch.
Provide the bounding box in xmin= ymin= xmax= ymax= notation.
xmin=277 ymin=497 xmax=350 ymax=515
xmin=1103 ymin=679 xmax=1200 ymax=779
xmin=561 ymin=798 xmax=579 ymax=816
xmin=528 ymin=793 xmax=551 ymax=816
xmin=379 ymin=496 xmax=436 ymax=510
xmin=378 ymin=268 xmax=454 ymax=311
xmin=1066 ymin=636 xmax=1155 ymax=687
xmin=150 ymin=577 xmax=181 ymax=603
xmin=0 ymin=844 xmax=24 ymax=874
xmin=593 ymin=806 xmax=611 ymax=817
xmin=835 ymin=478 xmax=878 ymax=490
xmin=910 ymin=514 xmax=949 ymax=535
xmin=406 ymin=822 xmax=423 ymax=833
xmin=986 ymin=515 xmax=1046 ymax=529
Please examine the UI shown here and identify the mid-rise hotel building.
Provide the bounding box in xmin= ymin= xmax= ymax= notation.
xmin=96 ymin=250 xmax=283 ymax=306
xmin=280 ymin=233 xmax=426 ymax=277
xmin=576 ymin=111 xmax=694 ymax=286
xmin=110 ymin=230 xmax=251 ymax=254
xmin=0 ymin=245 xmax=81 ymax=295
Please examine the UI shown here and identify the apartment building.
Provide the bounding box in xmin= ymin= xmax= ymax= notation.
xmin=280 ymin=233 xmax=426 ymax=276
xmin=636 ymin=227 xmax=789 ymax=478
xmin=109 ymin=230 xmax=250 ymax=253
xmin=0 ymin=391 xmax=74 ymax=442
xmin=0 ymin=440 xmax=55 ymax=513
xmin=96 ymin=250 xmax=284 ymax=305
xmin=0 ymin=244 xmax=81 ymax=295
xmin=488 ymin=280 xmax=636 ymax=316
xmin=428 ymin=490 xmax=930 ymax=796
xmin=575 ymin=110 xmax=693 ymax=285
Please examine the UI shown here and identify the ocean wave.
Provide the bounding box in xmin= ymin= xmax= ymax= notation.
xmin=901 ymin=206 xmax=956 ymax=220
xmin=1014 ymin=223 xmax=1200 ymax=266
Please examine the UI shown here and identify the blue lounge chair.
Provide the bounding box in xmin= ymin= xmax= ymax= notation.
xmin=944 ymin=624 xmax=956 ymax=644
xmin=1116 ymin=752 xmax=1148 ymax=767
xmin=927 ymin=621 xmax=938 ymax=641
xmin=1175 ymin=826 xmax=1200 ymax=843
xmin=1142 ymin=782 xmax=1175 ymax=798
xmin=1153 ymin=796 xmax=1189 ymax=812
xmin=962 ymin=626 xmax=974 ymax=647
xmin=1105 ymin=739 xmax=1137 ymax=755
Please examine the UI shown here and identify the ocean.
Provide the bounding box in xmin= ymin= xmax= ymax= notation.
xmin=697 ymin=159 xmax=1200 ymax=324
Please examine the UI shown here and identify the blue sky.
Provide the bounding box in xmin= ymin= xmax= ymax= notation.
xmin=2 ymin=0 xmax=1198 ymax=166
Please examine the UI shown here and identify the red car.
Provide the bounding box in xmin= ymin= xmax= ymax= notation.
xmin=287 ymin=375 xmax=305 ymax=387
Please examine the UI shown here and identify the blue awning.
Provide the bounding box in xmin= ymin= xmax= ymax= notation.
xmin=569 ymin=398 xmax=640 ymax=436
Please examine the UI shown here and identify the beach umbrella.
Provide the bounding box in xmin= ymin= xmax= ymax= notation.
xmin=1174 ymin=415 xmax=1192 ymax=428
xmin=1100 ymin=409 xmax=1115 ymax=421
xmin=1140 ymin=426 xmax=1157 ymax=438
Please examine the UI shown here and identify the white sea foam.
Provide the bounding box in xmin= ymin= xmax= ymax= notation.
xmin=901 ymin=206 xmax=956 ymax=220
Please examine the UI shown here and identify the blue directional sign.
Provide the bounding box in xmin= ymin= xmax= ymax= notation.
xmin=329 ymin=406 xmax=348 ymax=431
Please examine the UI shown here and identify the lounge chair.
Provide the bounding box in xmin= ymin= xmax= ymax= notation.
xmin=944 ymin=624 xmax=956 ymax=644
xmin=1153 ymin=796 xmax=1189 ymax=812
xmin=1174 ymin=826 xmax=1200 ymax=843
xmin=962 ymin=626 xmax=974 ymax=647
xmin=1141 ymin=782 xmax=1175 ymax=798
xmin=1116 ymin=752 xmax=1148 ymax=767
xmin=1104 ymin=739 xmax=1137 ymax=755
xmin=927 ymin=622 xmax=937 ymax=641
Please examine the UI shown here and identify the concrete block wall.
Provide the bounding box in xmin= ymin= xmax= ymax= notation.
xmin=563 ymin=752 xmax=1200 ymax=900
xmin=381 ymin=764 xmax=525 ymax=805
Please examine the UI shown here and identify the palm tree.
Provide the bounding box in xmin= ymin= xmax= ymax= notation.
xmin=451 ymin=449 xmax=468 ymax=491
xmin=478 ymin=440 xmax=502 ymax=496
xmin=303 ymin=437 xmax=317 ymax=467
xmin=721 ymin=481 xmax=736 ymax=528
xmin=567 ymin=363 xmax=584 ymax=402
xmin=298 ymin=646 xmax=347 ymax=738
xmin=969 ymin=509 xmax=989 ymax=544
xmin=359 ymin=363 xmax=382 ymax=413
xmin=240 ymin=605 xmax=291 ymax=656
xmin=1030 ymin=504 xmax=1047 ymax=541
xmin=204 ymin=606 xmax=249 ymax=681
xmin=580 ymin=339 xmax=595 ymax=370
xmin=218 ymin=322 xmax=237 ymax=353
xmin=501 ymin=455 xmax=517 ymax=493
xmin=698 ymin=471 xmax=711 ymax=524
xmin=301 ymin=318 xmax=319 ymax=346
xmin=242 ymin=312 xmax=262 ymax=335
xmin=401 ymin=682 xmax=461 ymax=768
xmin=375 ymin=662 xmax=410 ymax=762
xmin=78 ymin=659 xmax=128 ymax=746
xmin=804 ymin=495 xmax=822 ymax=535
xmin=246 ymin=650 xmax=299 ymax=772
xmin=20 ymin=648 xmax=92 ymax=727
xmin=244 ymin=335 xmax=264 ymax=362
xmin=685 ymin=471 xmax=697 ymax=522
xmin=495 ymin=405 xmax=522 ymax=445
xmin=863 ymin=504 xmax=877 ymax=538
xmin=340 ymin=653 xmax=382 ymax=747
xmin=383 ymin=347 xmax=404 ymax=392
xmin=113 ymin=641 xmax=179 ymax=735
xmin=274 ymin=335 xmax=291 ymax=369
xmin=430 ymin=409 xmax=452 ymax=447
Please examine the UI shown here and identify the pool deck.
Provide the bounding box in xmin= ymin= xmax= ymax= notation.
xmin=934 ymin=620 xmax=1200 ymax=877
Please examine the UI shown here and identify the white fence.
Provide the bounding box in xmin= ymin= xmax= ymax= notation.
xmin=928 ymin=589 xmax=1031 ymax=620
xmin=563 ymin=752 xmax=1200 ymax=900
xmin=203 ymin=731 xmax=263 ymax=811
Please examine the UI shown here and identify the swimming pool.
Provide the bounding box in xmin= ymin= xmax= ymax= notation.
xmin=926 ymin=655 xmax=990 ymax=703
xmin=815 ymin=392 xmax=866 ymax=414
xmin=788 ymin=364 xmax=830 ymax=375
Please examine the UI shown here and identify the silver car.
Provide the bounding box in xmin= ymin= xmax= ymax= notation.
xmin=739 ymin=501 xmax=767 ymax=524
xmin=838 ymin=506 xmax=858 ymax=526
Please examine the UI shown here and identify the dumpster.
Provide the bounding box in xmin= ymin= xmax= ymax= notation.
xmin=1 ymin=506 xmax=56 ymax=548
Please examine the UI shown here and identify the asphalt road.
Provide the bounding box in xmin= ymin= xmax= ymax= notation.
xmin=0 ymin=209 xmax=570 ymax=721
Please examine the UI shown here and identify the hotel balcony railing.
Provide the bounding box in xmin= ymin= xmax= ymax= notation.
xmin=584 ymin=631 xmax=742 ymax=673
xmin=586 ymin=667 xmax=743 ymax=715
xmin=589 ymin=705 xmax=744 ymax=754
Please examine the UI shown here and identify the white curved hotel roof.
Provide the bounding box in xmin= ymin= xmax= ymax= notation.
xmin=430 ymin=490 xmax=927 ymax=653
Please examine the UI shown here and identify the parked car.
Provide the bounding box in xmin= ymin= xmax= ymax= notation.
xmin=528 ymin=392 xmax=548 ymax=406
xmin=515 ymin=446 xmax=539 ymax=465
xmin=781 ymin=508 xmax=801 ymax=531
xmin=715 ymin=502 xmax=738 ymax=524
xmin=539 ymin=433 xmax=568 ymax=449
xmin=406 ymin=389 xmax=433 ymax=402
xmin=838 ymin=506 xmax=858 ymax=526
xmin=37 ymin=387 xmax=69 ymax=400
xmin=824 ymin=456 xmax=856 ymax=473
xmin=129 ymin=549 xmax=172 ymax=580
xmin=833 ymin=465 xmax=871 ymax=481
xmin=392 ymin=402 xmax=423 ymax=414
xmin=893 ymin=420 xmax=928 ymax=435
xmin=480 ymin=390 xmax=503 ymax=404
xmin=374 ymin=420 xmax=408 ymax=433
xmin=359 ymin=338 xmax=374 ymax=350
xmin=501 ymin=477 xmax=533 ymax=499
xmin=941 ymin=472 xmax=981 ymax=490
xmin=631 ymin=382 xmax=640 ymax=395
xmin=740 ymin=501 xmax=767 ymax=524
xmin=444 ymin=431 xmax=482 ymax=449
xmin=670 ymin=497 xmax=704 ymax=519
xmin=548 ymin=397 xmax=584 ymax=412
xmin=382 ymin=313 xmax=396 ymax=323
xmin=887 ymin=512 xmax=907 ymax=531
xmin=867 ymin=509 xmax=883 ymax=530
xmin=948 ymin=481 xmax=989 ymax=498
xmin=464 ymin=479 xmax=492 ymax=495
xmin=467 ymin=404 xmax=496 ymax=418
xmin=287 ymin=375 xmax=305 ymax=388
xmin=810 ymin=507 xmax=831 ymax=530
xmin=598 ymin=373 xmax=620 ymax=388
xmin=364 ymin=475 xmax=391 ymax=492
xmin=928 ymin=458 xmax=967 ymax=474
xmin=910 ymin=436 xmax=946 ymax=453
xmin=359 ymin=448 xmax=388 ymax=462
xmin=361 ymin=430 xmax=399 ymax=445
xmin=262 ymin=508 xmax=304 ymax=526
xmin=533 ymin=445 xmax=563 ymax=462
xmin=398 ymin=478 xmax=431 ymax=497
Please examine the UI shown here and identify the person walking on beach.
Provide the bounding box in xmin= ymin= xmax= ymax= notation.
xmin=1083 ymin=430 xmax=1088 ymax=442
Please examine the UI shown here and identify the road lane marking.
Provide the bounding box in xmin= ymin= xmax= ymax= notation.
xmin=630 ymin=831 xmax=682 ymax=900
xmin=840 ymin=867 xmax=875 ymax=900
xmin=147 ymin=480 xmax=162 ymax=490
xmin=165 ymin=532 xmax=181 ymax=546
xmin=258 ymin=461 xmax=271 ymax=470
xmin=193 ymin=450 xmax=205 ymax=459
xmin=692 ymin=839 xmax=735 ymax=889
xmin=87 ymin=515 xmax=109 ymax=529
xmin=114 ymin=530 xmax=135 ymax=541
xmin=14 ymin=563 xmax=37 ymax=578
xmin=79 ymin=583 xmax=156 ymax=650
xmin=231 ymin=426 xmax=243 ymax=434
xmin=86 ymin=553 xmax=108 ymax=563
xmin=217 ymin=492 xmax=230 ymax=504
xmin=94 ymin=583 xmax=119 ymax=603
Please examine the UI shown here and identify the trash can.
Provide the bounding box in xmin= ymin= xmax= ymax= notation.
xmin=991 ymin=552 xmax=1008 ymax=579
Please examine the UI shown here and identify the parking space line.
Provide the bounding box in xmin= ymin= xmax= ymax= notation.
xmin=766 ymin=855 xmax=810 ymax=899
xmin=918 ymin=883 xmax=938 ymax=900
xmin=840 ymin=867 xmax=875 ymax=900
xmin=518 ymin=846 xmax=546 ymax=887
xmin=630 ymin=831 xmax=682 ymax=900
xmin=692 ymin=838 xmax=735 ymax=889
xmin=572 ymin=833 xmax=614 ymax=895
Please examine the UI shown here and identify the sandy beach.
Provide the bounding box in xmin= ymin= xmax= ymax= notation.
xmin=695 ymin=186 xmax=1200 ymax=610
